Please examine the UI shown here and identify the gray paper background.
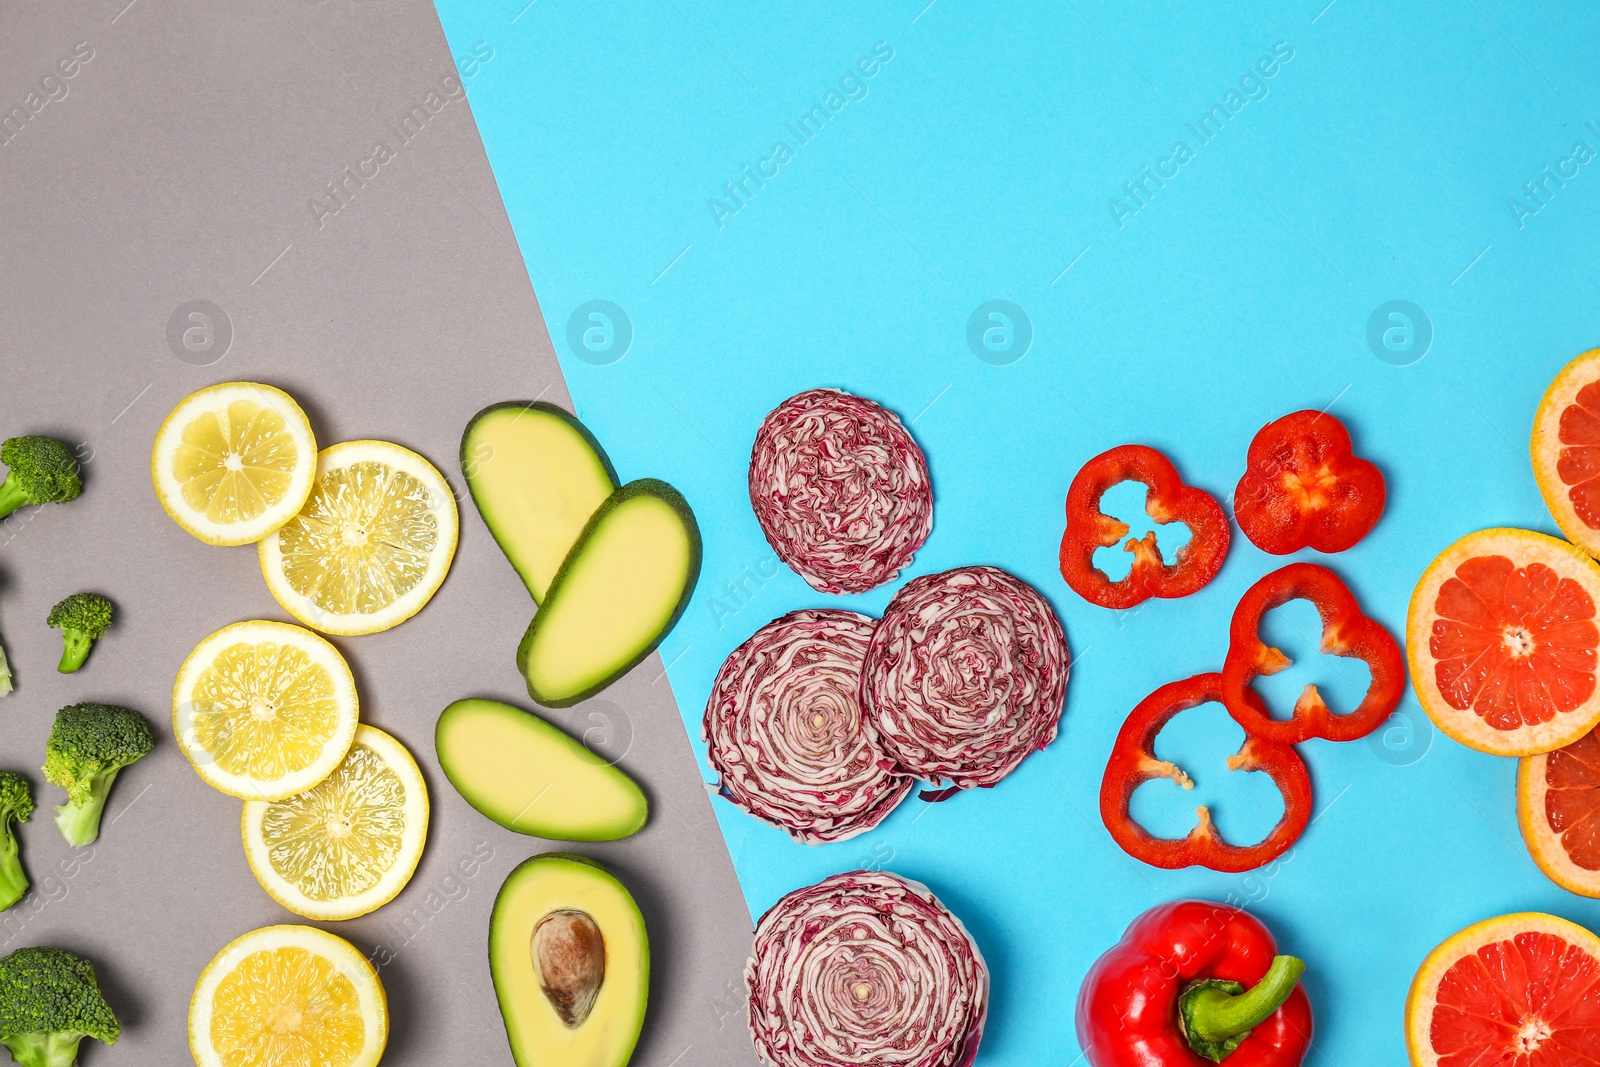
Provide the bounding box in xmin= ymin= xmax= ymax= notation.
xmin=0 ymin=1 xmax=759 ymax=1062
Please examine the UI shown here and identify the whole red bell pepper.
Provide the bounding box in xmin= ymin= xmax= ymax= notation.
xmin=1233 ymin=410 xmax=1385 ymax=555
xmin=1060 ymin=445 xmax=1230 ymax=609
xmin=1100 ymin=674 xmax=1311 ymax=873
xmin=1077 ymin=900 xmax=1313 ymax=1067
xmin=1220 ymin=562 xmax=1404 ymax=744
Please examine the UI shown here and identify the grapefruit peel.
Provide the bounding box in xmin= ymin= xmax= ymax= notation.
xmin=1408 ymin=528 xmax=1600 ymax=757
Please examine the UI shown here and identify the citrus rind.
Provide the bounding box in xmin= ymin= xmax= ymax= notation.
xmin=258 ymin=440 xmax=459 ymax=637
xmin=1532 ymin=349 xmax=1600 ymax=558
xmin=1405 ymin=911 xmax=1600 ymax=1067
xmin=241 ymin=725 xmax=429 ymax=921
xmin=173 ymin=620 xmax=359 ymax=801
xmin=151 ymin=382 xmax=317 ymax=547
xmin=189 ymin=924 xmax=387 ymax=1067
xmin=1407 ymin=527 xmax=1600 ymax=756
xmin=1517 ymin=738 xmax=1600 ymax=897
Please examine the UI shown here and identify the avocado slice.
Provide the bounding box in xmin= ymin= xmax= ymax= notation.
xmin=461 ymin=402 xmax=618 ymax=603
xmin=517 ymin=479 xmax=701 ymax=707
xmin=436 ymin=697 xmax=648 ymax=841
xmin=490 ymin=853 xmax=649 ymax=1067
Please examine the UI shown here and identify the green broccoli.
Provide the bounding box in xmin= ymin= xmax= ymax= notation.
xmin=0 ymin=946 xmax=119 ymax=1067
xmin=43 ymin=597 xmax=111 ymax=675
xmin=0 ymin=638 xmax=11 ymax=698
xmin=0 ymin=775 xmax=32 ymax=913
xmin=0 ymin=439 xmax=81 ymax=522
xmin=42 ymin=704 xmax=152 ymax=848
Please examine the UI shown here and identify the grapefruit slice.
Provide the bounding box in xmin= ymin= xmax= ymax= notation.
xmin=1408 ymin=528 xmax=1600 ymax=756
xmin=1533 ymin=349 xmax=1600 ymax=558
xmin=1406 ymin=912 xmax=1600 ymax=1066
xmin=1519 ymin=725 xmax=1600 ymax=896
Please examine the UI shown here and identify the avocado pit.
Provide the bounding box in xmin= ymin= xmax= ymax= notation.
xmin=533 ymin=909 xmax=606 ymax=1028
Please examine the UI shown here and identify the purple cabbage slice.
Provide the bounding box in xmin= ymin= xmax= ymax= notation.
xmin=863 ymin=565 xmax=1069 ymax=791
xmin=748 ymin=389 xmax=933 ymax=595
xmin=746 ymin=870 xmax=989 ymax=1067
xmin=704 ymin=609 xmax=913 ymax=843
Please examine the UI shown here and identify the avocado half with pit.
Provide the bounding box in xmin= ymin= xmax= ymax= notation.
xmin=461 ymin=402 xmax=618 ymax=603
xmin=517 ymin=479 xmax=701 ymax=707
xmin=436 ymin=697 xmax=647 ymax=841
xmin=490 ymin=853 xmax=649 ymax=1067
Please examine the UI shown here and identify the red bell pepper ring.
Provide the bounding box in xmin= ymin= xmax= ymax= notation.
xmin=1234 ymin=410 xmax=1385 ymax=555
xmin=1221 ymin=562 xmax=1404 ymax=744
xmin=1100 ymin=673 xmax=1312 ymax=874
xmin=1060 ymin=445 xmax=1230 ymax=609
xmin=1076 ymin=899 xmax=1313 ymax=1067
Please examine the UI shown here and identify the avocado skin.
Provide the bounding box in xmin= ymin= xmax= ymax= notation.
xmin=459 ymin=401 xmax=619 ymax=602
xmin=460 ymin=400 xmax=620 ymax=487
xmin=489 ymin=852 xmax=649 ymax=1067
xmin=516 ymin=478 xmax=702 ymax=708
xmin=434 ymin=697 xmax=648 ymax=841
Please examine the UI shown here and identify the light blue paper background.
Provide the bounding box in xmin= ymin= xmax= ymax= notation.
xmin=433 ymin=0 xmax=1600 ymax=1061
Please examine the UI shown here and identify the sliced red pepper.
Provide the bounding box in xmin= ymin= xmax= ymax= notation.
xmin=1076 ymin=899 xmax=1313 ymax=1067
xmin=1234 ymin=410 xmax=1385 ymax=555
xmin=1221 ymin=562 xmax=1404 ymax=744
xmin=1060 ymin=445 xmax=1230 ymax=609
xmin=1100 ymin=673 xmax=1312 ymax=874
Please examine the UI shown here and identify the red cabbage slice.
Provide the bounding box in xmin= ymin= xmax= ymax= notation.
xmin=705 ymin=609 xmax=913 ymax=843
xmin=746 ymin=870 xmax=989 ymax=1067
xmin=749 ymin=389 xmax=933 ymax=594
xmin=863 ymin=565 xmax=1069 ymax=791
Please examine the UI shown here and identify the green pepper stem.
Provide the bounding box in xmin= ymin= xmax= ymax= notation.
xmin=1183 ymin=956 xmax=1304 ymax=1043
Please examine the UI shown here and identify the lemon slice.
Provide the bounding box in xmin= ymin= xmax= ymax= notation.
xmin=152 ymin=383 xmax=318 ymax=546
xmin=190 ymin=924 xmax=387 ymax=1067
xmin=174 ymin=620 xmax=359 ymax=801
xmin=242 ymin=725 xmax=428 ymax=921
xmin=259 ymin=440 xmax=458 ymax=636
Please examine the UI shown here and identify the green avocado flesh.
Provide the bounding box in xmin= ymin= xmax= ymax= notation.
xmin=461 ymin=402 xmax=617 ymax=603
xmin=491 ymin=853 xmax=649 ymax=1067
xmin=517 ymin=479 xmax=701 ymax=707
xmin=435 ymin=698 xmax=647 ymax=841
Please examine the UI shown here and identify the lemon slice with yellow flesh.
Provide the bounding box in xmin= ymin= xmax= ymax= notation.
xmin=189 ymin=924 xmax=387 ymax=1067
xmin=174 ymin=620 xmax=359 ymax=801
xmin=242 ymin=725 xmax=428 ymax=921
xmin=152 ymin=383 xmax=317 ymax=546
xmin=259 ymin=440 xmax=458 ymax=636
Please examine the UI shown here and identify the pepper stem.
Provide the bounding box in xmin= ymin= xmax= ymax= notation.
xmin=1178 ymin=955 xmax=1304 ymax=1063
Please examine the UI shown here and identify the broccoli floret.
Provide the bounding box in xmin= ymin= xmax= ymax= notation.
xmin=0 ymin=775 xmax=32 ymax=913
xmin=43 ymin=597 xmax=111 ymax=675
xmin=0 ymin=946 xmax=119 ymax=1067
xmin=0 ymin=639 xmax=11 ymax=698
xmin=41 ymin=705 xmax=152 ymax=848
xmin=0 ymin=439 xmax=80 ymax=522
